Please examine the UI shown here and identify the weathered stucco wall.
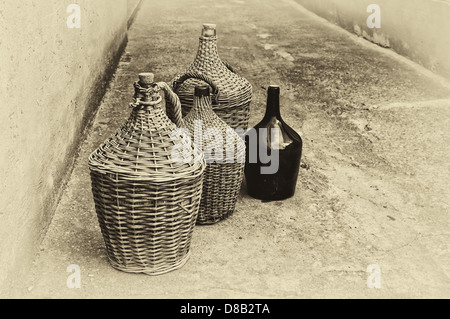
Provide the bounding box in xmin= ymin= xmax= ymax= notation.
xmin=0 ymin=0 xmax=129 ymax=295
xmin=295 ymin=0 xmax=450 ymax=81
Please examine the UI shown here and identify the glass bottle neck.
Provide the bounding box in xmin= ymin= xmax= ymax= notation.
xmin=264 ymin=87 xmax=282 ymax=120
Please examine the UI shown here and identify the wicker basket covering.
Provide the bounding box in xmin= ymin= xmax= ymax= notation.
xmin=173 ymin=24 xmax=253 ymax=130
xmin=163 ymin=74 xmax=246 ymax=225
xmin=88 ymin=73 xmax=205 ymax=276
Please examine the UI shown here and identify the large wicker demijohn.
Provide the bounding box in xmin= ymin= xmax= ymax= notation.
xmin=164 ymin=73 xmax=246 ymax=225
xmin=88 ymin=73 xmax=205 ymax=276
xmin=173 ymin=23 xmax=253 ymax=130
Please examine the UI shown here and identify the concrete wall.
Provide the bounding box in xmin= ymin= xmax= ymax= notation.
xmin=128 ymin=0 xmax=143 ymax=28
xmin=0 ymin=0 xmax=130 ymax=295
xmin=295 ymin=0 xmax=450 ymax=81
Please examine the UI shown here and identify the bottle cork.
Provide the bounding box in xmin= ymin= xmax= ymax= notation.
xmin=139 ymin=73 xmax=155 ymax=85
xmin=202 ymin=24 xmax=217 ymax=37
xmin=195 ymin=85 xmax=211 ymax=97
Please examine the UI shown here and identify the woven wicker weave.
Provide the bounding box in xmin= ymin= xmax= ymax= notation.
xmin=173 ymin=24 xmax=253 ymax=130
xmin=163 ymin=75 xmax=246 ymax=225
xmin=88 ymin=73 xmax=205 ymax=276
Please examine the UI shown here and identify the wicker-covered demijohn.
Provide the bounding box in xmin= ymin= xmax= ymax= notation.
xmin=172 ymin=23 xmax=253 ymax=130
xmin=164 ymin=73 xmax=246 ymax=225
xmin=88 ymin=73 xmax=205 ymax=276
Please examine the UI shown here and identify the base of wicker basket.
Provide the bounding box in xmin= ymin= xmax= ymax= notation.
xmin=195 ymin=163 xmax=244 ymax=225
xmin=107 ymin=251 xmax=192 ymax=276
xmin=197 ymin=211 xmax=234 ymax=225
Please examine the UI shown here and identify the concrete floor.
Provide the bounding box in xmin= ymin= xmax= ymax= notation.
xmin=16 ymin=0 xmax=450 ymax=299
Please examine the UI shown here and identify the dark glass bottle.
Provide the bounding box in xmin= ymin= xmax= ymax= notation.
xmin=244 ymin=85 xmax=302 ymax=201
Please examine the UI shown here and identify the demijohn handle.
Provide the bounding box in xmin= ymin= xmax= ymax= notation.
xmin=172 ymin=71 xmax=220 ymax=104
xmin=161 ymin=71 xmax=220 ymax=127
xmin=157 ymin=81 xmax=185 ymax=127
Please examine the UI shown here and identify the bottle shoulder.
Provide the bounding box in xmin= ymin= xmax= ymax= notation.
xmin=248 ymin=116 xmax=302 ymax=147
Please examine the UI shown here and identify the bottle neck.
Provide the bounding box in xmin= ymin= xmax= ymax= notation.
xmin=264 ymin=86 xmax=282 ymax=120
xmin=132 ymin=79 xmax=162 ymax=114
xmin=194 ymin=36 xmax=221 ymax=65
xmin=128 ymin=101 xmax=166 ymax=131
xmin=193 ymin=94 xmax=213 ymax=112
